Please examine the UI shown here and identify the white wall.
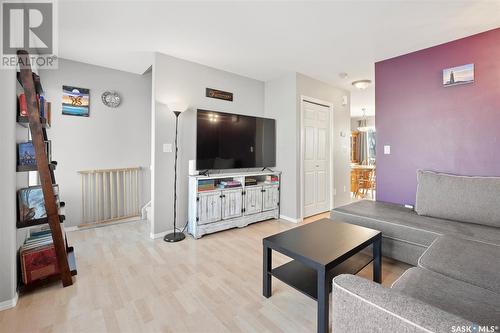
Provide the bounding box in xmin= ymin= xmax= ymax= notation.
xmin=151 ymin=53 xmax=265 ymax=237
xmin=0 ymin=68 xmax=18 ymax=308
xmin=264 ymin=73 xmax=298 ymax=220
xmin=296 ymin=73 xmax=351 ymax=209
xmin=39 ymin=59 xmax=152 ymax=227
xmin=264 ymin=73 xmax=351 ymax=220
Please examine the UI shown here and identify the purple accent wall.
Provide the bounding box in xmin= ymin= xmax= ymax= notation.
xmin=376 ymin=28 xmax=500 ymax=205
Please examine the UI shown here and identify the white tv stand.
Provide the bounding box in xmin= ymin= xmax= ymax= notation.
xmin=188 ymin=170 xmax=281 ymax=239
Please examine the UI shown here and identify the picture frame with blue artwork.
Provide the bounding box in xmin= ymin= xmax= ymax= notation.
xmin=18 ymin=185 xmax=60 ymax=222
xmin=62 ymin=85 xmax=90 ymax=117
xmin=443 ymin=64 xmax=474 ymax=87
xmin=17 ymin=141 xmax=52 ymax=166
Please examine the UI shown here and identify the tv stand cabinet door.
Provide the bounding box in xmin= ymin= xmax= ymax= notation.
xmin=262 ymin=185 xmax=279 ymax=211
xmin=197 ymin=191 xmax=222 ymax=225
xmin=244 ymin=186 xmax=263 ymax=215
xmin=221 ymin=189 xmax=243 ymax=220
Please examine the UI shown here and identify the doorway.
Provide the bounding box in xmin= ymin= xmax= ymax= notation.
xmin=350 ymin=111 xmax=376 ymax=201
xmin=300 ymin=97 xmax=333 ymax=218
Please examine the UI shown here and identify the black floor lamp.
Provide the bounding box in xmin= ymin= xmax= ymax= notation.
xmin=164 ymin=109 xmax=186 ymax=243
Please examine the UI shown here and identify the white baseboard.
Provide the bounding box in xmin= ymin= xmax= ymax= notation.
xmin=65 ymin=217 xmax=143 ymax=233
xmin=0 ymin=293 xmax=18 ymax=311
xmin=149 ymin=229 xmax=174 ymax=239
xmin=280 ymin=215 xmax=302 ymax=223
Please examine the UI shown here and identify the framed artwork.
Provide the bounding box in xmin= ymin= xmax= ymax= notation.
xmin=18 ymin=185 xmax=59 ymax=222
xmin=18 ymin=142 xmax=36 ymax=166
xmin=17 ymin=141 xmax=52 ymax=166
xmin=62 ymin=85 xmax=90 ymax=116
xmin=443 ymin=64 xmax=474 ymax=87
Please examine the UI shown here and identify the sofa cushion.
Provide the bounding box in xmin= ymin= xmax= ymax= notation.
xmin=332 ymin=274 xmax=471 ymax=332
xmin=419 ymin=235 xmax=500 ymax=294
xmin=392 ymin=267 xmax=500 ymax=326
xmin=415 ymin=170 xmax=500 ymax=228
xmin=331 ymin=200 xmax=500 ymax=247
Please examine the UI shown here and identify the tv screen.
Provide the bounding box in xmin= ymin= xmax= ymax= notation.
xmin=196 ymin=110 xmax=276 ymax=170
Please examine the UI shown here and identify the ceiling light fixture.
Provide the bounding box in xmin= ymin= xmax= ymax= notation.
xmin=351 ymin=79 xmax=372 ymax=90
xmin=357 ymin=108 xmax=375 ymax=132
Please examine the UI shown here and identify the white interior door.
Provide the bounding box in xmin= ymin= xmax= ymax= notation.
xmin=302 ymin=100 xmax=330 ymax=218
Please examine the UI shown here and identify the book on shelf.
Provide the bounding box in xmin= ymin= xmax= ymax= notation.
xmin=218 ymin=180 xmax=242 ymax=189
xmin=17 ymin=93 xmax=51 ymax=125
xmin=198 ymin=187 xmax=216 ymax=192
xmin=46 ymin=101 xmax=51 ymax=126
xmin=245 ymin=178 xmax=258 ymax=186
xmin=17 ymin=185 xmax=60 ymax=222
xmin=20 ymin=239 xmax=59 ymax=284
xmin=39 ymin=95 xmax=45 ymax=118
xmin=265 ymin=175 xmax=279 ymax=184
xmin=18 ymin=93 xmax=28 ymax=116
xmin=17 ymin=141 xmax=52 ymax=166
xmin=198 ymin=179 xmax=215 ymax=191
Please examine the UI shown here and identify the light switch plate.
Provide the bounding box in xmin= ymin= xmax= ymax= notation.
xmin=384 ymin=145 xmax=391 ymax=155
xmin=163 ymin=143 xmax=173 ymax=153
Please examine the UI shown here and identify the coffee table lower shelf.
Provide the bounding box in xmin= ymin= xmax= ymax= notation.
xmin=271 ymin=252 xmax=373 ymax=300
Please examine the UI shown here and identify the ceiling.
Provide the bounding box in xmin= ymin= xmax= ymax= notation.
xmin=57 ymin=1 xmax=500 ymax=117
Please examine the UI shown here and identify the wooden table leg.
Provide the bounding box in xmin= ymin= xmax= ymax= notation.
xmin=373 ymin=236 xmax=382 ymax=283
xmin=263 ymin=245 xmax=272 ymax=298
xmin=317 ymin=268 xmax=329 ymax=333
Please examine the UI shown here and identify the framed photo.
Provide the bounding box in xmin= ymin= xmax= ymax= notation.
xmin=62 ymin=85 xmax=90 ymax=116
xmin=18 ymin=185 xmax=59 ymax=222
xmin=18 ymin=142 xmax=36 ymax=166
xmin=443 ymin=64 xmax=474 ymax=87
xmin=17 ymin=141 xmax=52 ymax=166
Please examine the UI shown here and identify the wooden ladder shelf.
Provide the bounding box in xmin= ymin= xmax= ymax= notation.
xmin=17 ymin=50 xmax=74 ymax=288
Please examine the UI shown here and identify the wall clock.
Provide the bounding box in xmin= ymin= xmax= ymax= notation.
xmin=101 ymin=91 xmax=121 ymax=108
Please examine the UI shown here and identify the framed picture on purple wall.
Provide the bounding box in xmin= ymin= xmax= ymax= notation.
xmin=443 ymin=64 xmax=474 ymax=87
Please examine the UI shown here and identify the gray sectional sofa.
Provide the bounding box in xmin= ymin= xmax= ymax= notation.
xmin=331 ymin=170 xmax=500 ymax=265
xmin=332 ymin=235 xmax=500 ymax=331
xmin=330 ymin=170 xmax=500 ymax=331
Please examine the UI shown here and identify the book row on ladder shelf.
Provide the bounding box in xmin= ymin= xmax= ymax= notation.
xmin=15 ymin=50 xmax=77 ymax=292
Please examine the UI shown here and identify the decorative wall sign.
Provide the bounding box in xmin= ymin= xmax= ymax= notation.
xmin=443 ymin=64 xmax=474 ymax=87
xmin=206 ymin=88 xmax=233 ymax=101
xmin=62 ymin=85 xmax=90 ymax=116
xmin=101 ymin=91 xmax=121 ymax=108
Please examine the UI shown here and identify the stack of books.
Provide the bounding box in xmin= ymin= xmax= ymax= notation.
xmin=20 ymin=229 xmax=59 ymax=284
xmin=218 ymin=180 xmax=241 ymax=189
xmin=245 ymin=178 xmax=258 ymax=186
xmin=198 ymin=179 xmax=215 ymax=192
xmin=265 ymin=175 xmax=279 ymax=184
xmin=18 ymin=93 xmax=52 ymax=126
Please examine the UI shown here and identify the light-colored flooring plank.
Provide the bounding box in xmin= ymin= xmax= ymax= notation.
xmin=1 ymin=217 xmax=410 ymax=333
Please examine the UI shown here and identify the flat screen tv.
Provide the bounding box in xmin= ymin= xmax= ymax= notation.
xmin=196 ymin=109 xmax=276 ymax=170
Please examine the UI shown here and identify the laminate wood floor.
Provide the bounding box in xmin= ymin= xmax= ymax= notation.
xmin=0 ymin=216 xmax=410 ymax=333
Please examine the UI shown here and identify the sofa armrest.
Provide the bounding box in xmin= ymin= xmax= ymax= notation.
xmin=418 ymin=235 xmax=500 ymax=294
xmin=332 ymin=274 xmax=470 ymax=333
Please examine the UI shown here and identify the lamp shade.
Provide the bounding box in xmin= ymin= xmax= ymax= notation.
xmin=166 ymin=102 xmax=188 ymax=113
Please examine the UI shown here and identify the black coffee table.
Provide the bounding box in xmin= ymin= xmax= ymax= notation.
xmin=262 ymin=219 xmax=382 ymax=333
